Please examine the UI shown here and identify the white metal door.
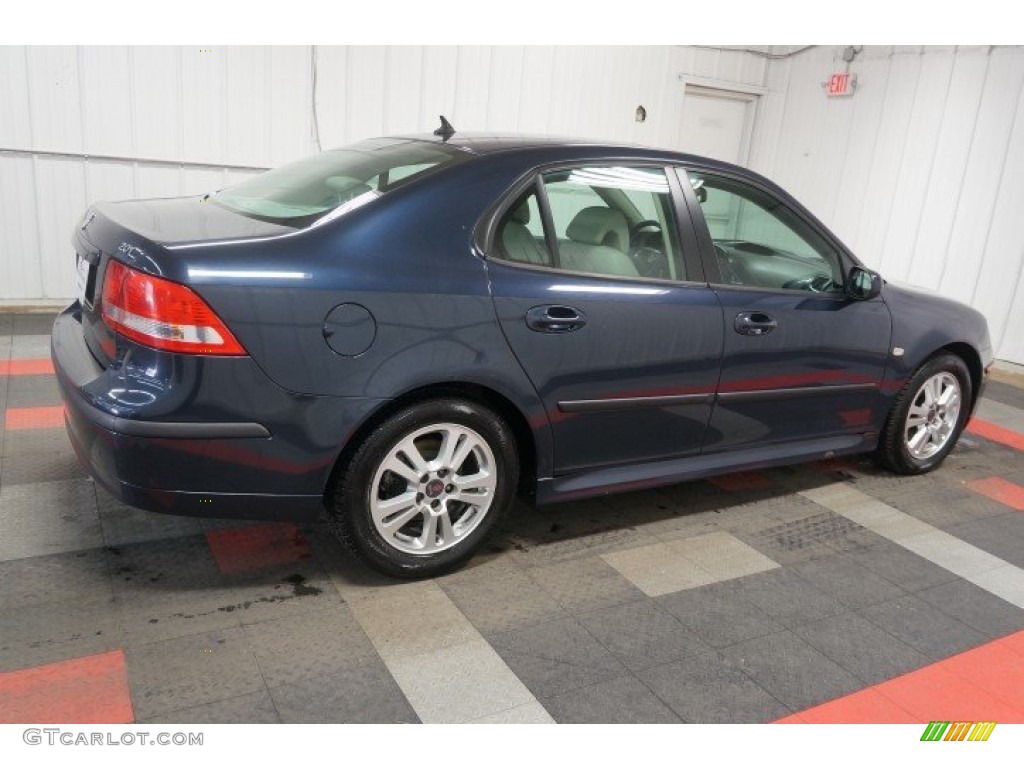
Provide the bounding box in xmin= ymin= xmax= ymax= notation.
xmin=679 ymin=84 xmax=758 ymax=166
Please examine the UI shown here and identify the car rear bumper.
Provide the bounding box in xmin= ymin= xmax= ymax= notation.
xmin=51 ymin=304 xmax=380 ymax=521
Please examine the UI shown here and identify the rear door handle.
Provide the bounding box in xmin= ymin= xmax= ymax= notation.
xmin=734 ymin=311 xmax=777 ymax=336
xmin=525 ymin=305 xmax=587 ymax=333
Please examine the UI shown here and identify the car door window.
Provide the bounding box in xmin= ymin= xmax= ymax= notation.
xmin=494 ymin=189 xmax=553 ymax=267
xmin=542 ymin=166 xmax=684 ymax=281
xmin=690 ymin=172 xmax=844 ymax=293
xmin=493 ymin=166 xmax=687 ymax=281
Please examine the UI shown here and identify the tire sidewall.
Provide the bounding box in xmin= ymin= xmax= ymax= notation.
xmin=892 ymin=354 xmax=972 ymax=473
xmin=336 ymin=399 xmax=518 ymax=577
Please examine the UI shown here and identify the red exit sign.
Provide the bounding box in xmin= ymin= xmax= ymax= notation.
xmin=825 ymin=71 xmax=857 ymax=97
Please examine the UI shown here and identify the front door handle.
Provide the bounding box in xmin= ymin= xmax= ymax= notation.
xmin=734 ymin=311 xmax=777 ymax=336
xmin=525 ymin=305 xmax=588 ymax=333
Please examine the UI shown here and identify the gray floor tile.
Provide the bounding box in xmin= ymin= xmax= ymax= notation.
xmin=944 ymin=515 xmax=1024 ymax=570
xmin=1 ymin=428 xmax=72 ymax=458
xmin=441 ymin=567 xmax=566 ymax=636
xmin=269 ymin=663 xmax=419 ymax=723
xmin=0 ymin=547 xmax=113 ymax=610
xmin=577 ymin=599 xmax=711 ymax=671
xmin=845 ymin=541 xmax=958 ymax=593
xmin=637 ymin=652 xmax=790 ymax=723
xmin=792 ymin=612 xmax=930 ymax=685
xmin=916 ymin=579 xmax=1024 ymax=638
xmin=140 ymin=689 xmax=280 ymax=724
xmin=0 ymin=595 xmax=121 ymax=671
xmin=125 ymin=627 xmax=265 ymax=720
xmin=5 ymin=375 xmax=60 ymax=409
xmin=0 ymin=479 xmax=102 ymax=560
xmin=0 ymin=450 xmax=87 ymax=486
xmin=12 ymin=315 xmax=58 ymax=336
xmin=10 ymin=333 xmax=52 ymax=357
xmin=541 ymin=674 xmax=680 ymax=723
xmin=656 ymin=580 xmax=784 ymax=648
xmin=727 ymin=568 xmax=846 ymax=629
xmin=525 ymin=556 xmax=646 ymax=615
xmin=982 ymin=382 xmax=1024 ymax=411
xmin=720 ymin=630 xmax=863 ymax=711
xmin=859 ymin=594 xmax=989 ymax=660
xmin=790 ymin=554 xmax=906 ymax=609
xmin=243 ymin=605 xmax=380 ymax=688
xmin=489 ymin=617 xmax=625 ymax=699
xmin=96 ymin=487 xmax=204 ymax=547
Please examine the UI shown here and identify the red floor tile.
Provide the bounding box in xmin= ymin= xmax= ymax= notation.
xmin=0 ymin=358 xmax=55 ymax=376
xmin=776 ymin=631 xmax=1024 ymax=724
xmin=783 ymin=687 xmax=917 ymax=724
xmin=0 ymin=650 xmax=133 ymax=724
xmin=940 ymin=639 xmax=1024 ymax=707
xmin=967 ymin=417 xmax=1024 ymax=451
xmin=965 ymin=476 xmax=1024 ymax=512
xmin=206 ymin=522 xmax=313 ymax=575
xmin=4 ymin=406 xmax=65 ymax=430
xmin=707 ymin=470 xmax=774 ymax=492
xmin=876 ymin=665 xmax=1024 ymax=722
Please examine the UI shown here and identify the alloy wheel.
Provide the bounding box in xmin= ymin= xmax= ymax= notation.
xmin=369 ymin=422 xmax=497 ymax=555
xmin=903 ymin=371 xmax=962 ymax=460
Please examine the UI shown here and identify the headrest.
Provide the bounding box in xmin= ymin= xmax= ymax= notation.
xmin=566 ymin=206 xmax=628 ymax=251
xmin=509 ymin=201 xmax=531 ymax=224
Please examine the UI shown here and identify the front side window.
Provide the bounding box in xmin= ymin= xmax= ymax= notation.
xmin=214 ymin=138 xmax=466 ymax=228
xmin=691 ymin=172 xmax=844 ymax=293
xmin=494 ymin=166 xmax=686 ymax=281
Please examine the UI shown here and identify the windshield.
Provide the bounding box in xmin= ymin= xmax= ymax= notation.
xmin=214 ymin=138 xmax=467 ymax=228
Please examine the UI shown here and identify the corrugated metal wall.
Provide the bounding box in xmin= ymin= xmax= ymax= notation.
xmin=2 ymin=45 xmax=1021 ymax=362
xmin=0 ymin=44 xmax=766 ymax=304
xmin=749 ymin=45 xmax=1024 ymax=364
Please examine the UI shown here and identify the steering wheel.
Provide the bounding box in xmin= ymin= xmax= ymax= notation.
xmin=781 ymin=273 xmax=837 ymax=293
xmin=629 ymin=219 xmax=662 ymax=238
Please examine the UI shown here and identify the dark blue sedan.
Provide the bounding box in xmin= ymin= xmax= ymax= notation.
xmin=51 ymin=127 xmax=994 ymax=577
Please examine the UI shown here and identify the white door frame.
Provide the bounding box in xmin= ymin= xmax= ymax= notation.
xmin=678 ymin=76 xmax=764 ymax=167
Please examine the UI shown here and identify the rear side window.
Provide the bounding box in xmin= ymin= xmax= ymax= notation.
xmin=214 ymin=139 xmax=466 ymax=228
xmin=493 ymin=166 xmax=687 ymax=282
xmin=495 ymin=190 xmax=553 ymax=267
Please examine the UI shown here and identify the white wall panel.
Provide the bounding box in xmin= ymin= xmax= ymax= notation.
xmin=3 ymin=44 xmax=1021 ymax=365
xmin=80 ymin=46 xmax=133 ymax=157
xmin=225 ymin=47 xmax=271 ymax=168
xmin=0 ymin=47 xmax=32 ymax=147
xmin=26 ymin=47 xmax=82 ymax=152
xmin=0 ymin=155 xmax=41 ymax=298
xmin=33 ymin=156 xmax=86 ymax=299
xmin=181 ymin=47 xmax=226 ymax=164
xmin=750 ymin=45 xmax=1024 ymax=363
xmin=130 ymin=46 xmax=183 ymax=161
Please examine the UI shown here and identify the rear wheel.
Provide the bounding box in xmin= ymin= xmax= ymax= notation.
xmin=875 ymin=353 xmax=971 ymax=475
xmin=326 ymin=398 xmax=518 ymax=578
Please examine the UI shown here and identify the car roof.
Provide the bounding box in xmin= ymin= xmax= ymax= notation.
xmin=386 ymin=131 xmax=747 ymax=175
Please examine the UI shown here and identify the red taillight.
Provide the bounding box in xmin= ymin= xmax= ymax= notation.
xmin=100 ymin=260 xmax=246 ymax=356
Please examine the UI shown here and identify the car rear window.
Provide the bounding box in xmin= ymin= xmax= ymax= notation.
xmin=214 ymin=138 xmax=467 ymax=228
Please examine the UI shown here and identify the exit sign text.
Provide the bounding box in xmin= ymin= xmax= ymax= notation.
xmin=825 ymin=72 xmax=857 ymax=97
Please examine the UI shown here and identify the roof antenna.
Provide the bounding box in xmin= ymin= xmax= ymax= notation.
xmin=434 ymin=115 xmax=455 ymax=142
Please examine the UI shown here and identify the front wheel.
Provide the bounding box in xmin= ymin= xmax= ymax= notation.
xmin=875 ymin=353 xmax=972 ymax=475
xmin=326 ymin=398 xmax=518 ymax=578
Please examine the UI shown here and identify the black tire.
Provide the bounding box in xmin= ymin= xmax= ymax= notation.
xmin=326 ymin=398 xmax=518 ymax=578
xmin=874 ymin=352 xmax=972 ymax=475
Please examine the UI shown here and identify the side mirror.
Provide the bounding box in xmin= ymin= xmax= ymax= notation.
xmin=846 ymin=266 xmax=882 ymax=301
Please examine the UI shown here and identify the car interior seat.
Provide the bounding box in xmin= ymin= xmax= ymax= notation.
xmin=500 ymin=201 xmax=550 ymax=266
xmin=560 ymin=206 xmax=638 ymax=277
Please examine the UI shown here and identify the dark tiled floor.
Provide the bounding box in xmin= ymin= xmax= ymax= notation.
xmin=1 ymin=311 xmax=1024 ymax=724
